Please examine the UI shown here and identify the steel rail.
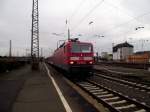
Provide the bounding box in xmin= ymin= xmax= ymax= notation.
xmin=75 ymin=79 xmax=150 ymax=112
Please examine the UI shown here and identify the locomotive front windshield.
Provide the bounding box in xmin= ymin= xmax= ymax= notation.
xmin=71 ymin=43 xmax=92 ymax=53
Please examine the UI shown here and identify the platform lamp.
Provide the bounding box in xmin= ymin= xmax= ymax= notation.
xmin=135 ymin=26 xmax=144 ymax=30
xmin=135 ymin=26 xmax=145 ymax=51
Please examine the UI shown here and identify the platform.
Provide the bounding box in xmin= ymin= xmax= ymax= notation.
xmin=12 ymin=63 xmax=66 ymax=112
xmin=0 ymin=63 xmax=99 ymax=112
xmin=0 ymin=64 xmax=65 ymax=112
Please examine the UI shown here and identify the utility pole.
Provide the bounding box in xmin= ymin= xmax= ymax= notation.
xmin=40 ymin=48 xmax=43 ymax=57
xmin=112 ymin=42 xmax=114 ymax=54
xmin=66 ymin=19 xmax=70 ymax=40
xmin=68 ymin=28 xmax=70 ymax=40
xmin=140 ymin=39 xmax=148 ymax=51
xmin=9 ymin=40 xmax=12 ymax=57
xmin=31 ymin=0 xmax=39 ymax=69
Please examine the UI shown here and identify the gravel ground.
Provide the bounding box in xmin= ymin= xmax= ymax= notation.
xmin=94 ymin=65 xmax=150 ymax=82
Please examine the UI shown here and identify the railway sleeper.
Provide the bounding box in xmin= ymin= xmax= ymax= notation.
xmin=90 ymin=89 xmax=104 ymax=92
xmin=108 ymin=100 xmax=126 ymax=105
xmin=93 ymin=91 xmax=108 ymax=95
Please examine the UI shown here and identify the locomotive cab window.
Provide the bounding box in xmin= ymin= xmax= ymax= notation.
xmin=71 ymin=43 xmax=92 ymax=53
xmin=71 ymin=43 xmax=80 ymax=53
xmin=81 ymin=45 xmax=92 ymax=53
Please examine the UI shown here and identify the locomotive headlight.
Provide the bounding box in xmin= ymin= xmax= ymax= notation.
xmin=70 ymin=61 xmax=74 ymax=64
xmin=89 ymin=61 xmax=93 ymax=64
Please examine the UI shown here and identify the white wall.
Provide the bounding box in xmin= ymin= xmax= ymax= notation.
xmin=121 ymin=47 xmax=133 ymax=60
xmin=113 ymin=52 xmax=119 ymax=60
xmin=113 ymin=47 xmax=133 ymax=61
xmin=113 ymin=49 xmax=121 ymax=60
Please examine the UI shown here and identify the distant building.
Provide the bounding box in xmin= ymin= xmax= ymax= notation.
xmin=113 ymin=42 xmax=133 ymax=61
xmin=127 ymin=51 xmax=150 ymax=63
xmin=108 ymin=54 xmax=113 ymax=61
xmin=101 ymin=52 xmax=113 ymax=61
xmin=101 ymin=52 xmax=108 ymax=59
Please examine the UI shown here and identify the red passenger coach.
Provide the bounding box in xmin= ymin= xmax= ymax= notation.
xmin=49 ymin=38 xmax=94 ymax=78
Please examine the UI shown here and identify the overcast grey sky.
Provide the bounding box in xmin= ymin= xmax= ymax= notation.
xmin=0 ymin=0 xmax=150 ymax=57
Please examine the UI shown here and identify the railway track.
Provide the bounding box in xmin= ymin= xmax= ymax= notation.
xmin=49 ymin=65 xmax=150 ymax=112
xmin=76 ymin=80 xmax=150 ymax=112
xmin=94 ymin=73 xmax=150 ymax=94
xmin=90 ymin=72 xmax=150 ymax=107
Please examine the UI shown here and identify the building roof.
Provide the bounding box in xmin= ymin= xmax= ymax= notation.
xmin=134 ymin=51 xmax=150 ymax=55
xmin=113 ymin=42 xmax=133 ymax=52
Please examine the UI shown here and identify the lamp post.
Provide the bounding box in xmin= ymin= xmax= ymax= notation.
xmin=26 ymin=49 xmax=30 ymax=57
xmin=140 ymin=39 xmax=149 ymax=51
xmin=52 ymin=33 xmax=64 ymax=37
xmin=135 ymin=26 xmax=144 ymax=30
xmin=88 ymin=21 xmax=94 ymax=37
xmin=94 ymin=35 xmax=104 ymax=38
xmin=48 ymin=48 xmax=54 ymax=56
xmin=135 ymin=26 xmax=145 ymax=51
xmin=9 ymin=40 xmax=12 ymax=57
xmin=93 ymin=34 xmax=105 ymax=62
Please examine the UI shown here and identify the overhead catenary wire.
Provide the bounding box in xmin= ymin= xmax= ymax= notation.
xmin=67 ymin=0 xmax=150 ymax=40
xmin=105 ymin=1 xmax=141 ymax=22
xmin=89 ymin=0 xmax=150 ymax=36
xmin=71 ymin=0 xmax=104 ymax=32
xmin=104 ymin=1 xmax=150 ymax=28
xmin=57 ymin=0 xmax=86 ymax=38
xmin=68 ymin=0 xmax=87 ymax=22
xmin=101 ymin=11 xmax=150 ymax=36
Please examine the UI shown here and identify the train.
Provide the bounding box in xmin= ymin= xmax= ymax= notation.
xmin=127 ymin=51 xmax=150 ymax=63
xmin=47 ymin=38 xmax=94 ymax=78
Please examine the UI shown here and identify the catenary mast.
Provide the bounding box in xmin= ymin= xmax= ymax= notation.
xmin=31 ymin=0 xmax=39 ymax=69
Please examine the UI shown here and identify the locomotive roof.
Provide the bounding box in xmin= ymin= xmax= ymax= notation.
xmin=67 ymin=40 xmax=92 ymax=45
xmin=54 ymin=40 xmax=93 ymax=53
xmin=56 ymin=39 xmax=93 ymax=51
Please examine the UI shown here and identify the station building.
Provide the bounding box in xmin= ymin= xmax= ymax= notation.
xmin=113 ymin=42 xmax=134 ymax=61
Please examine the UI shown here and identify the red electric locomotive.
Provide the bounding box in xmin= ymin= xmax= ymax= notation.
xmin=49 ymin=38 xmax=94 ymax=78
